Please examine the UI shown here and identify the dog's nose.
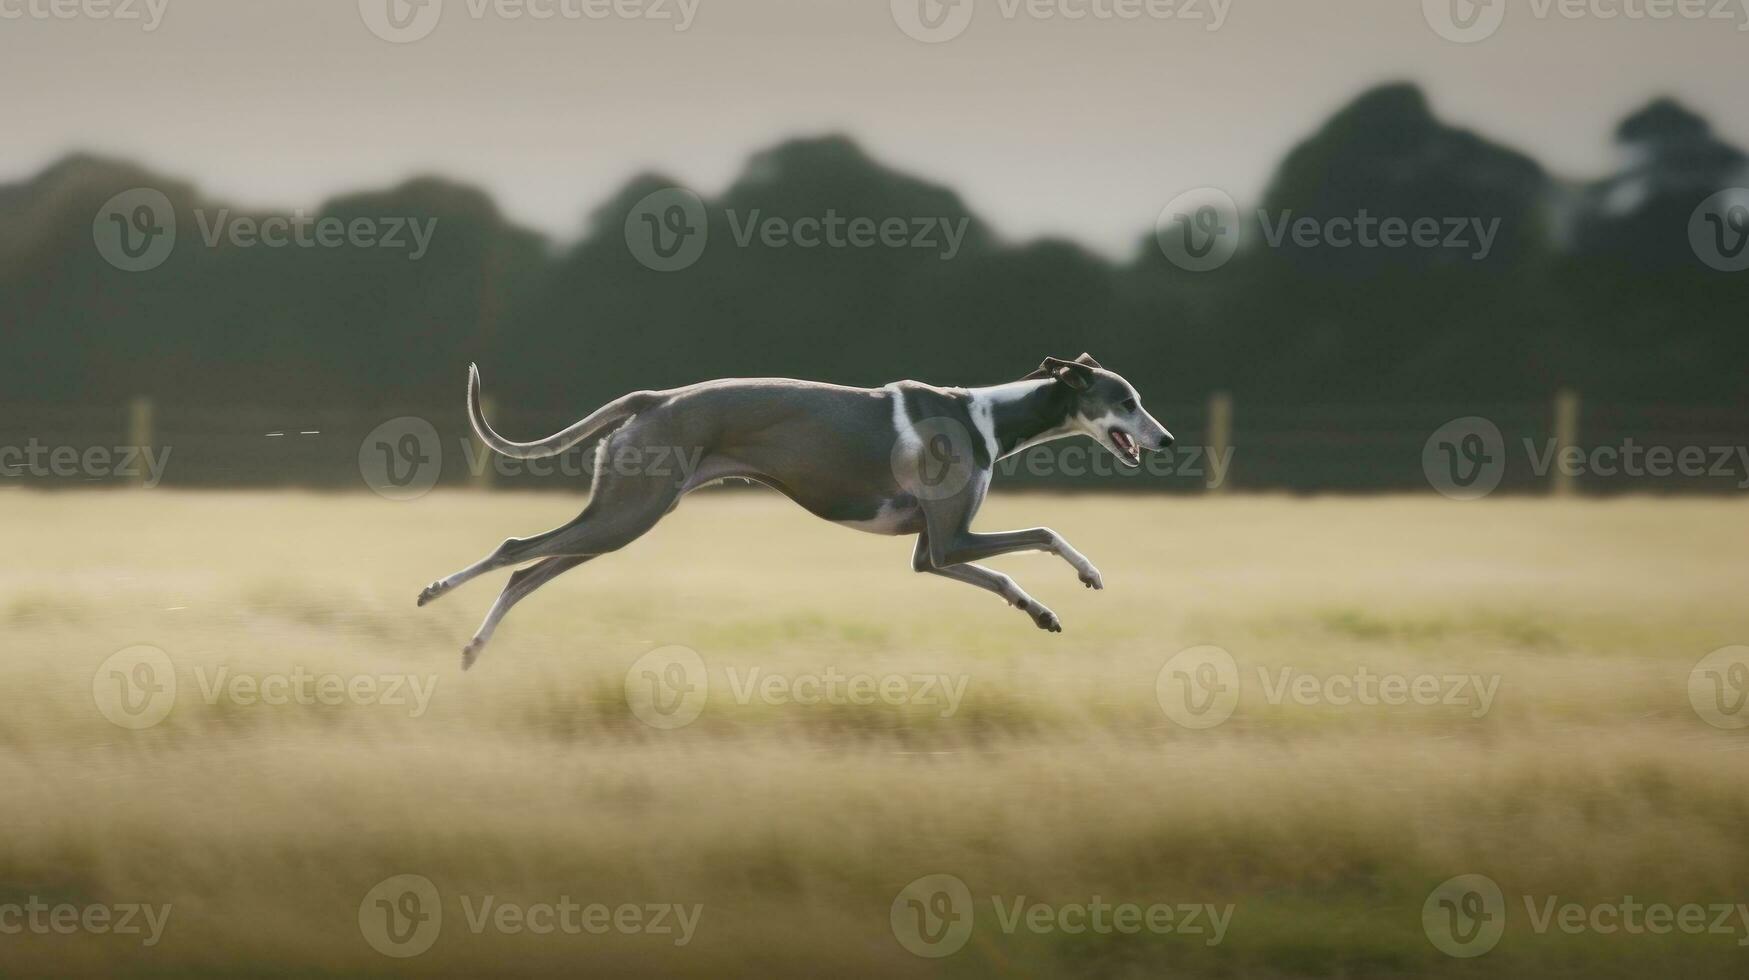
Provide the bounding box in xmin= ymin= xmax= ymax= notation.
xmin=1158 ymin=433 xmax=1176 ymax=451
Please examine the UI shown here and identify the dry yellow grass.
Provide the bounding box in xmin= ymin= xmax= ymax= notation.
xmin=1 ymin=490 xmax=1747 ymax=977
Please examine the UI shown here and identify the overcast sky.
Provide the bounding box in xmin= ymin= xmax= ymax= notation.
xmin=3 ymin=0 xmax=1746 ymax=255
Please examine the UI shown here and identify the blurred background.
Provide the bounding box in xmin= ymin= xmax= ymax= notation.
xmin=6 ymin=4 xmax=1749 ymax=978
xmin=3 ymin=0 xmax=1745 ymax=493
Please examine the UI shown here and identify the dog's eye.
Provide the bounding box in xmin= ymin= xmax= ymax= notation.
xmin=1120 ymin=398 xmax=1137 ymax=412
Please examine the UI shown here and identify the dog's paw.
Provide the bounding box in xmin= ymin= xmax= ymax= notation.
xmin=1077 ymin=566 xmax=1104 ymax=590
xmin=461 ymin=639 xmax=484 ymax=671
xmin=1029 ymin=605 xmax=1063 ymax=633
xmin=417 ymin=581 xmax=447 ymax=607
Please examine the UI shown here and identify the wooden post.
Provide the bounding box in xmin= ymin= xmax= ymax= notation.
xmin=1552 ymin=388 xmax=1579 ymax=497
xmin=1207 ymin=391 xmax=1232 ymax=494
xmin=127 ymin=397 xmax=154 ymax=488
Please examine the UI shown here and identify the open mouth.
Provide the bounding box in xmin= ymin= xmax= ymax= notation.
xmin=1108 ymin=428 xmax=1140 ymax=467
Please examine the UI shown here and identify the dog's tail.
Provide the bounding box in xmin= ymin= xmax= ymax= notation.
xmin=467 ymin=364 xmax=647 ymax=460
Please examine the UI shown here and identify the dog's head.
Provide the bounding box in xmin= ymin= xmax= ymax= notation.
xmin=1027 ymin=353 xmax=1174 ymax=468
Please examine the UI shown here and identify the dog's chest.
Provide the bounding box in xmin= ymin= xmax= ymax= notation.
xmin=834 ymin=497 xmax=925 ymax=536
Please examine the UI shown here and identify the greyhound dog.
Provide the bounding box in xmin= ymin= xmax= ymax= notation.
xmin=419 ymin=353 xmax=1174 ymax=668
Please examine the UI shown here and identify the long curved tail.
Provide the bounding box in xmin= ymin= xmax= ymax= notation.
xmin=466 ymin=364 xmax=645 ymax=460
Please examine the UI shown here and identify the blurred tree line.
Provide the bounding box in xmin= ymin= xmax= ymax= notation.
xmin=1 ymin=82 xmax=1743 ymax=423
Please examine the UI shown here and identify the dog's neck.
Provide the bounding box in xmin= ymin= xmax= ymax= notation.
xmin=970 ymin=379 xmax=1079 ymax=458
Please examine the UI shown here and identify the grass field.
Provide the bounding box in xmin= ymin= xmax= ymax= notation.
xmin=1 ymin=489 xmax=1746 ymax=977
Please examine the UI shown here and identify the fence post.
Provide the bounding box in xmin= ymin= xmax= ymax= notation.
xmin=1207 ymin=391 xmax=1233 ymax=494
xmin=474 ymin=395 xmax=496 ymax=491
xmin=1552 ymin=388 xmax=1580 ymax=497
xmin=127 ymin=397 xmax=154 ymax=488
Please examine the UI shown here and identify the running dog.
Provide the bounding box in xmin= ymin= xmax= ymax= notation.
xmin=420 ymin=354 xmax=1174 ymax=668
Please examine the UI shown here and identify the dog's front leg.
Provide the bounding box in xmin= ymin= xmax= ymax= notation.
xmin=911 ymin=534 xmax=1061 ymax=632
xmin=929 ymin=526 xmax=1103 ymax=591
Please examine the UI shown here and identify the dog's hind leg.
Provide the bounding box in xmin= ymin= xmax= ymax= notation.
xmin=418 ymin=521 xmax=586 ymax=607
xmin=462 ymin=555 xmax=590 ymax=670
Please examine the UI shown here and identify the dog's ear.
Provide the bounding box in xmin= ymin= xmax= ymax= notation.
xmin=1073 ymin=353 xmax=1102 ymax=369
xmin=1036 ymin=356 xmax=1095 ymax=391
